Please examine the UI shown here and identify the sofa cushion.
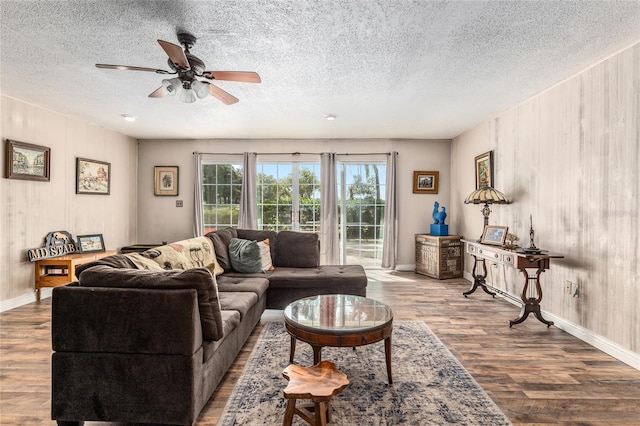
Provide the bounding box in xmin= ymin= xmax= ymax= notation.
xmin=218 ymin=292 xmax=259 ymax=320
xmin=139 ymin=236 xmax=223 ymax=276
xmin=228 ymin=238 xmax=262 ymax=273
xmin=216 ymin=276 xmax=269 ymax=298
xmin=274 ymin=231 xmax=320 ymax=267
xmin=206 ymin=227 xmax=238 ymax=272
xmin=203 ymin=310 xmax=241 ymax=362
xmin=78 ymin=266 xmax=224 ymax=341
xmin=265 ymin=265 xmax=367 ymax=289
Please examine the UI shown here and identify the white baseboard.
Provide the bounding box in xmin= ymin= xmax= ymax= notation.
xmin=395 ymin=264 xmax=415 ymax=272
xmin=463 ymin=271 xmax=640 ymax=371
xmin=0 ymin=289 xmax=52 ymax=313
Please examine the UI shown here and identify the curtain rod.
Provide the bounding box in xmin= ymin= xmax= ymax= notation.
xmin=192 ymin=151 xmax=394 ymax=156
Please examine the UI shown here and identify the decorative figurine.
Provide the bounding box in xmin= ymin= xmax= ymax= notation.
xmin=430 ymin=202 xmax=449 ymax=236
xmin=432 ymin=201 xmax=447 ymax=224
xmin=516 ymin=214 xmax=544 ymax=254
xmin=505 ymin=232 xmax=519 ymax=249
xmin=528 ymin=214 xmax=537 ymax=249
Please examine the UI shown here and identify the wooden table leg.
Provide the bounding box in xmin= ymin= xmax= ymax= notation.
xmin=283 ymin=399 xmax=296 ymax=426
xmin=289 ymin=336 xmax=296 ymax=363
xmin=312 ymin=345 xmax=322 ymax=365
xmin=463 ymin=255 xmax=496 ymax=298
xmin=315 ymin=401 xmax=327 ymax=426
xmin=384 ymin=335 xmax=393 ymax=384
xmin=510 ymin=264 xmax=554 ymax=327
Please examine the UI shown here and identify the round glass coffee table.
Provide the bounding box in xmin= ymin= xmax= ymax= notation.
xmin=283 ymin=294 xmax=394 ymax=384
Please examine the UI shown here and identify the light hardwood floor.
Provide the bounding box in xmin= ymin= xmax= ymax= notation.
xmin=1 ymin=272 xmax=639 ymax=425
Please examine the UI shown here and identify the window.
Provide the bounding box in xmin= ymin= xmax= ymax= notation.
xmin=202 ymin=161 xmax=243 ymax=233
xmin=257 ymin=162 xmax=321 ymax=231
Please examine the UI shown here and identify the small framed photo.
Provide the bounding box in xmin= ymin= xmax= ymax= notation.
xmin=475 ymin=151 xmax=494 ymax=189
xmin=154 ymin=166 xmax=179 ymax=196
xmin=481 ymin=225 xmax=509 ymax=246
xmin=5 ymin=140 xmax=51 ymax=181
xmin=76 ymin=234 xmax=105 ymax=253
xmin=76 ymin=158 xmax=110 ymax=195
xmin=413 ymin=171 xmax=439 ymax=194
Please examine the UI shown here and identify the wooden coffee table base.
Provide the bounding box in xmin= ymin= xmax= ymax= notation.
xmin=285 ymin=321 xmax=394 ymax=384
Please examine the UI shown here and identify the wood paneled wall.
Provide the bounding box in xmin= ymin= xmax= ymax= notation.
xmin=451 ymin=42 xmax=639 ymax=353
xmin=0 ymin=96 xmax=138 ymax=305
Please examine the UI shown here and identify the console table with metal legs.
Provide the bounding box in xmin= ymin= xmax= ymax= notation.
xmin=462 ymin=240 xmax=564 ymax=327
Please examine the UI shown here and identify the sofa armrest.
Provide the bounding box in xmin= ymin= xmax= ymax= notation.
xmin=52 ymin=285 xmax=202 ymax=356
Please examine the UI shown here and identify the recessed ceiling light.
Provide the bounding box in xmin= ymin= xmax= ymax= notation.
xmin=325 ymin=114 xmax=337 ymax=121
xmin=121 ymin=114 xmax=136 ymax=122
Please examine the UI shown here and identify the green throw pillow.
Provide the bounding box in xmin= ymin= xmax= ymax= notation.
xmin=228 ymin=238 xmax=262 ymax=273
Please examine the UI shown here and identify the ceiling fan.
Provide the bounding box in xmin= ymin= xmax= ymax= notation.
xmin=96 ymin=31 xmax=260 ymax=104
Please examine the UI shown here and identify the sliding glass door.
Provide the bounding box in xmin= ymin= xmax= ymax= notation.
xmin=337 ymin=162 xmax=386 ymax=267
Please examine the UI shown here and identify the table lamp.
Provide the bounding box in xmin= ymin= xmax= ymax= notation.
xmin=464 ymin=186 xmax=510 ymax=241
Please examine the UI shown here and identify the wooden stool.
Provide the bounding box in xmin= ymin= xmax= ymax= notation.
xmin=282 ymin=361 xmax=349 ymax=426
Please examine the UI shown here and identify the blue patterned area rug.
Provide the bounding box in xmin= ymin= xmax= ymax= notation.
xmin=217 ymin=321 xmax=511 ymax=425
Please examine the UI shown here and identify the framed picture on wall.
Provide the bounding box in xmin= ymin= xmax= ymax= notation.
xmin=413 ymin=171 xmax=439 ymax=194
xmin=474 ymin=151 xmax=494 ymax=189
xmin=76 ymin=158 xmax=111 ymax=195
xmin=154 ymin=166 xmax=179 ymax=196
xmin=4 ymin=140 xmax=51 ymax=181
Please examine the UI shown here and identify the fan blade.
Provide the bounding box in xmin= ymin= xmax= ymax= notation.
xmin=148 ymin=86 xmax=168 ymax=98
xmin=203 ymin=71 xmax=261 ymax=83
xmin=96 ymin=64 xmax=172 ymax=74
xmin=158 ymin=40 xmax=189 ymax=69
xmin=208 ymin=83 xmax=239 ymax=105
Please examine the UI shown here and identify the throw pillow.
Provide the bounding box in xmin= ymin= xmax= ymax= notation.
xmin=257 ymin=239 xmax=275 ymax=272
xmin=228 ymin=238 xmax=262 ymax=273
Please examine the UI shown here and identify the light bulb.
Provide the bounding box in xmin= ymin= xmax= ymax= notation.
xmin=161 ymin=77 xmax=182 ymax=96
xmin=191 ymin=80 xmax=210 ymax=99
xmin=179 ymin=88 xmax=196 ymax=103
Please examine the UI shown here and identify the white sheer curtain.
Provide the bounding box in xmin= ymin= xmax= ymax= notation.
xmin=238 ymin=152 xmax=257 ymax=229
xmin=193 ymin=152 xmax=204 ymax=237
xmin=381 ymin=151 xmax=398 ymax=268
xmin=320 ymin=153 xmax=338 ymax=265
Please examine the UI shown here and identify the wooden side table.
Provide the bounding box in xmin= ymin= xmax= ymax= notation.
xmin=415 ymin=234 xmax=463 ymax=279
xmin=461 ymin=240 xmax=563 ymax=327
xmin=34 ymin=251 xmax=116 ymax=300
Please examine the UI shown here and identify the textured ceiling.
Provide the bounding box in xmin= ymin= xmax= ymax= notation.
xmin=1 ymin=1 xmax=639 ymax=140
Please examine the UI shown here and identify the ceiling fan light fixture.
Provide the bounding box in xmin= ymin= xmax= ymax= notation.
xmin=191 ymin=80 xmax=210 ymax=99
xmin=120 ymin=114 xmax=136 ymax=122
xmin=162 ymin=77 xmax=182 ymax=96
xmin=179 ymin=88 xmax=197 ymax=103
xmin=325 ymin=114 xmax=337 ymax=121
xmin=96 ymin=31 xmax=260 ymax=105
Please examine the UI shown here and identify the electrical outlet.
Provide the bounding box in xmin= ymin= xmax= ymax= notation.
xmin=176 ymin=200 xmax=183 ymax=208
xmin=565 ymin=280 xmax=572 ymax=294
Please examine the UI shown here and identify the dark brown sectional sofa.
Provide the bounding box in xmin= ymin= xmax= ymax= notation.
xmin=51 ymin=229 xmax=367 ymax=425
